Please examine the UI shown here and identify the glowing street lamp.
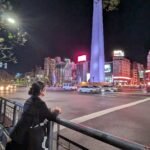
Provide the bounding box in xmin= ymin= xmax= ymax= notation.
xmin=7 ymin=17 xmax=16 ymax=24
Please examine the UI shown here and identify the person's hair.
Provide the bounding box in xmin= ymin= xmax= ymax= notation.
xmin=28 ymin=81 xmax=45 ymax=96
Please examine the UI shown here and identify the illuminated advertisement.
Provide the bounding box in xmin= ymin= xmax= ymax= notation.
xmin=105 ymin=64 xmax=111 ymax=73
xmin=139 ymin=71 xmax=144 ymax=79
xmin=113 ymin=50 xmax=125 ymax=57
xmin=78 ymin=55 xmax=87 ymax=62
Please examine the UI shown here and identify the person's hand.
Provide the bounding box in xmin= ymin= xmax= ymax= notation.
xmin=7 ymin=137 xmax=12 ymax=143
xmin=53 ymin=107 xmax=62 ymax=114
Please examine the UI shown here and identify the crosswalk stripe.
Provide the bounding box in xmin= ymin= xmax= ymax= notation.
xmin=54 ymin=97 xmax=150 ymax=132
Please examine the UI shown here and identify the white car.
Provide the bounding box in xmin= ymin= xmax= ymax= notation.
xmin=101 ymin=85 xmax=118 ymax=92
xmin=78 ymin=86 xmax=101 ymax=94
xmin=62 ymin=83 xmax=77 ymax=90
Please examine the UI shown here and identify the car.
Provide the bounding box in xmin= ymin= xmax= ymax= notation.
xmin=0 ymin=84 xmax=16 ymax=91
xmin=62 ymin=83 xmax=77 ymax=90
xmin=101 ymin=85 xmax=118 ymax=92
xmin=78 ymin=86 xmax=101 ymax=94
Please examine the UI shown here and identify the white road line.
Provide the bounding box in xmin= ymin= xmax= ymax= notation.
xmin=101 ymin=95 xmax=117 ymax=98
xmin=54 ymin=97 xmax=150 ymax=131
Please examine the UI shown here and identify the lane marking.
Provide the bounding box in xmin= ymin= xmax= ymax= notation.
xmin=54 ymin=97 xmax=150 ymax=131
xmin=100 ymin=95 xmax=117 ymax=98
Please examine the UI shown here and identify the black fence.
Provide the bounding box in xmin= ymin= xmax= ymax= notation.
xmin=0 ymin=97 xmax=149 ymax=150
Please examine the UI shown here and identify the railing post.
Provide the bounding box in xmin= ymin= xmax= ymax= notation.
xmin=49 ymin=121 xmax=54 ymax=150
xmin=12 ymin=105 xmax=17 ymax=126
xmin=3 ymin=100 xmax=6 ymax=125
xmin=56 ymin=124 xmax=60 ymax=150
xmin=0 ymin=98 xmax=2 ymax=122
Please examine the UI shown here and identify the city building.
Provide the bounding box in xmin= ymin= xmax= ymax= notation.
xmin=55 ymin=57 xmax=65 ymax=85
xmin=35 ymin=66 xmax=45 ymax=81
xmin=113 ymin=50 xmax=131 ymax=85
xmin=147 ymin=51 xmax=150 ymax=70
xmin=44 ymin=57 xmax=50 ymax=77
xmin=145 ymin=50 xmax=150 ymax=82
xmin=76 ymin=55 xmax=89 ymax=82
xmin=105 ymin=62 xmax=113 ymax=83
xmin=44 ymin=57 xmax=56 ymax=85
xmin=131 ymin=62 xmax=145 ymax=85
xmin=44 ymin=57 xmax=77 ymax=85
xmin=64 ymin=59 xmax=77 ymax=82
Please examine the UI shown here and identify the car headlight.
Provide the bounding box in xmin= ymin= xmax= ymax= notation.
xmin=6 ymin=86 xmax=9 ymax=90
xmin=0 ymin=86 xmax=4 ymax=91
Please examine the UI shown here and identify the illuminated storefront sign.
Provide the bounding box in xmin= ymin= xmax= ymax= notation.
xmin=139 ymin=71 xmax=144 ymax=78
xmin=78 ymin=55 xmax=87 ymax=62
xmin=104 ymin=64 xmax=111 ymax=73
xmin=113 ymin=50 xmax=125 ymax=57
xmin=113 ymin=76 xmax=131 ymax=80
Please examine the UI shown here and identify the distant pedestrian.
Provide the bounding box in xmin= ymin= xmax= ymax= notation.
xmin=6 ymin=81 xmax=61 ymax=150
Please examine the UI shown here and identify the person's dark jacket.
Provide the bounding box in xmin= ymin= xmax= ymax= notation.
xmin=10 ymin=96 xmax=58 ymax=145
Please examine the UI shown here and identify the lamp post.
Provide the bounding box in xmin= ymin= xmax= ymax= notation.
xmin=7 ymin=17 xmax=16 ymax=24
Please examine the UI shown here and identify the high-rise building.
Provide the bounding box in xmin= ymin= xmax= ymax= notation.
xmin=44 ymin=57 xmax=50 ymax=77
xmin=77 ymin=62 xmax=89 ymax=82
xmin=76 ymin=55 xmax=89 ymax=82
xmin=131 ymin=62 xmax=145 ymax=85
xmin=113 ymin=50 xmax=131 ymax=85
xmin=44 ymin=57 xmax=56 ymax=85
xmin=147 ymin=51 xmax=150 ymax=70
xmin=105 ymin=62 xmax=113 ymax=83
xmin=145 ymin=50 xmax=150 ymax=81
xmin=44 ymin=57 xmax=77 ymax=85
xmin=64 ymin=59 xmax=77 ymax=82
xmin=90 ymin=0 xmax=105 ymax=82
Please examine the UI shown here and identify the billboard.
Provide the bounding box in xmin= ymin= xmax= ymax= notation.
xmin=139 ymin=71 xmax=144 ymax=79
xmin=78 ymin=55 xmax=87 ymax=62
xmin=104 ymin=64 xmax=111 ymax=73
xmin=113 ymin=50 xmax=124 ymax=57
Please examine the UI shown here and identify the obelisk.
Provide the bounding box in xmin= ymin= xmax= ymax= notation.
xmin=90 ymin=0 xmax=105 ymax=82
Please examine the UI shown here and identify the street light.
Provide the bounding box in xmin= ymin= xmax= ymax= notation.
xmin=7 ymin=17 xmax=16 ymax=24
xmin=2 ymin=13 xmax=19 ymax=27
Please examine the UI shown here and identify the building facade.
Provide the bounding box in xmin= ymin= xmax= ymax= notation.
xmin=105 ymin=62 xmax=113 ymax=83
xmin=113 ymin=51 xmax=131 ymax=85
xmin=145 ymin=50 xmax=150 ymax=82
xmin=77 ymin=61 xmax=89 ymax=82
xmin=44 ymin=57 xmax=77 ymax=85
xmin=44 ymin=57 xmax=56 ymax=85
xmin=147 ymin=51 xmax=150 ymax=70
xmin=131 ymin=62 xmax=145 ymax=85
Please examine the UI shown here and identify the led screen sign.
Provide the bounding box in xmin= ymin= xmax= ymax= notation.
xmin=78 ymin=55 xmax=87 ymax=62
xmin=113 ymin=50 xmax=125 ymax=57
xmin=104 ymin=64 xmax=111 ymax=73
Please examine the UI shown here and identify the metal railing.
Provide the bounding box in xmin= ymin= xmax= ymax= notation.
xmin=0 ymin=97 xmax=149 ymax=150
xmin=0 ymin=97 xmax=23 ymax=127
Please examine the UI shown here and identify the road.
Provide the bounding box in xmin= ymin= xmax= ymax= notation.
xmin=0 ymin=87 xmax=150 ymax=150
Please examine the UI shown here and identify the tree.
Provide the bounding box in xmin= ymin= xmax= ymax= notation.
xmin=103 ymin=0 xmax=120 ymax=11
xmin=0 ymin=0 xmax=27 ymax=64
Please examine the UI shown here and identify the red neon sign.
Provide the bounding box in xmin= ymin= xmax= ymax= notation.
xmin=78 ymin=55 xmax=87 ymax=62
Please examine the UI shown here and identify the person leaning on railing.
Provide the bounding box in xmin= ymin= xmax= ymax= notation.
xmin=6 ymin=81 xmax=61 ymax=150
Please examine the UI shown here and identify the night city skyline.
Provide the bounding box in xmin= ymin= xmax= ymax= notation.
xmin=1 ymin=1 xmax=150 ymax=149
xmin=9 ymin=0 xmax=150 ymax=73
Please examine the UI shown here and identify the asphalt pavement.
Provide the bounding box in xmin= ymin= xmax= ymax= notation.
xmin=0 ymin=87 xmax=150 ymax=150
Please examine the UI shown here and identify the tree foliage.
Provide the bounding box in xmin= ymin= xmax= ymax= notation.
xmin=103 ymin=0 xmax=120 ymax=11
xmin=0 ymin=0 xmax=27 ymax=64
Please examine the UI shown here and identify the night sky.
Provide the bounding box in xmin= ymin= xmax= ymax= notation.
xmin=9 ymin=0 xmax=150 ymax=74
